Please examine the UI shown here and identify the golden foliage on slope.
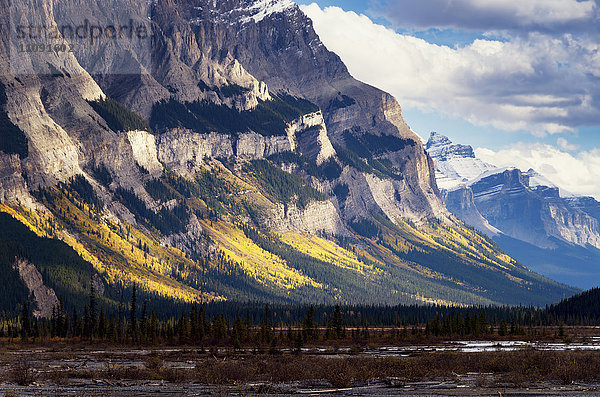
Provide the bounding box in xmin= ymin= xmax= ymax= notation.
xmin=200 ymin=220 xmax=321 ymax=290
xmin=2 ymin=189 xmax=221 ymax=303
xmin=279 ymin=232 xmax=382 ymax=276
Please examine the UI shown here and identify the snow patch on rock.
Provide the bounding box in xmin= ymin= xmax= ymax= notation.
xmin=238 ymin=0 xmax=295 ymax=23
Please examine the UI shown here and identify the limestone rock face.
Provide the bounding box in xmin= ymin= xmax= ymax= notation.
xmin=236 ymin=133 xmax=293 ymax=159
xmin=127 ymin=130 xmax=164 ymax=176
xmin=157 ymin=129 xmax=294 ymax=173
xmin=442 ymin=186 xmax=500 ymax=236
xmin=470 ymin=168 xmax=600 ymax=250
xmin=0 ymin=153 xmax=39 ymax=210
xmin=267 ymin=200 xmax=346 ymax=236
xmin=79 ymin=0 xmax=446 ymax=223
xmin=158 ymin=129 xmax=235 ymax=173
xmin=157 ymin=110 xmax=334 ymax=172
xmin=3 ymin=75 xmax=84 ymax=189
xmin=12 ymin=258 xmax=59 ymax=318
xmin=288 ymin=111 xmax=336 ymax=165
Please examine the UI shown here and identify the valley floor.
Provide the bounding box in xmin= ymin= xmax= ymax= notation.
xmin=3 ymin=330 xmax=600 ymax=396
xmin=2 ymin=379 xmax=600 ymax=396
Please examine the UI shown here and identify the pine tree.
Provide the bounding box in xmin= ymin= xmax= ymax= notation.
xmin=107 ymin=314 xmax=116 ymax=342
xmin=294 ymin=330 xmax=303 ymax=355
xmin=499 ymin=319 xmax=508 ymax=336
xmin=244 ymin=310 xmax=252 ymax=341
xmin=57 ymin=298 xmax=65 ymax=337
xmin=98 ymin=307 xmax=107 ymax=339
xmin=20 ymin=301 xmax=31 ymax=340
xmin=302 ymin=305 xmax=315 ymax=340
xmin=150 ymin=311 xmax=158 ymax=345
xmin=129 ymin=284 xmax=137 ymax=342
xmin=140 ymin=300 xmax=148 ymax=343
xmin=83 ymin=305 xmax=90 ymax=339
xmin=89 ymin=276 xmax=97 ymax=341
xmin=72 ymin=308 xmax=79 ymax=338
xmin=190 ymin=304 xmax=199 ymax=343
xmin=333 ymin=305 xmax=344 ymax=339
xmin=233 ymin=315 xmax=244 ymax=346
xmin=117 ymin=292 xmax=124 ymax=343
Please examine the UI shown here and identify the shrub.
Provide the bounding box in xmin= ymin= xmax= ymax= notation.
xmin=144 ymin=352 xmax=164 ymax=371
xmin=6 ymin=361 xmax=36 ymax=386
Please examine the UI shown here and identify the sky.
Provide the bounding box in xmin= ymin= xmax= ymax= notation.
xmin=296 ymin=0 xmax=600 ymax=199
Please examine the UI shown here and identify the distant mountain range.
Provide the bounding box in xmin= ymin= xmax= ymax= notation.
xmin=426 ymin=132 xmax=600 ymax=289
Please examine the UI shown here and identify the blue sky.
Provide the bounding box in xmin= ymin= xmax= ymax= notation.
xmin=298 ymin=0 xmax=600 ymax=198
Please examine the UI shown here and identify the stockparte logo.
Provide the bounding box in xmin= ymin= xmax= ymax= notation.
xmin=9 ymin=0 xmax=152 ymax=76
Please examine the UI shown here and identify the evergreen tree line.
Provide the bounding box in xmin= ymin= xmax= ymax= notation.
xmin=242 ymin=160 xmax=328 ymax=209
xmin=267 ymin=152 xmax=342 ymax=182
xmin=88 ymin=97 xmax=151 ymax=133
xmin=15 ymin=283 xmax=349 ymax=348
xmin=150 ymin=94 xmax=318 ymax=137
xmin=11 ymin=281 xmax=600 ymax=345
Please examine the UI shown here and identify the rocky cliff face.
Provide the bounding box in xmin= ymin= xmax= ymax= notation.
xmin=78 ymin=0 xmax=446 ymax=223
xmin=565 ymin=196 xmax=600 ymax=224
xmin=469 ymin=169 xmax=600 ymax=250
xmin=0 ymin=153 xmax=39 ymax=210
xmin=12 ymin=258 xmax=59 ymax=318
xmin=0 ymin=0 xmax=575 ymax=306
xmin=224 ymin=1 xmax=445 ymax=220
xmin=128 ymin=130 xmax=164 ymax=176
xmin=156 ymin=110 xmax=333 ymax=173
xmin=442 ymin=187 xmax=500 ymax=236
xmin=426 ymin=132 xmax=600 ymax=251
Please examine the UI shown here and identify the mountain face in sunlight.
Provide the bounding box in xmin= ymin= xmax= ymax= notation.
xmin=0 ymin=0 xmax=577 ymax=315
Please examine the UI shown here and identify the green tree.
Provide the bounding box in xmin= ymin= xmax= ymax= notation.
xmin=499 ymin=319 xmax=508 ymax=337
xmin=129 ymin=284 xmax=137 ymax=342
xmin=302 ymin=305 xmax=316 ymax=340
xmin=333 ymin=305 xmax=344 ymax=339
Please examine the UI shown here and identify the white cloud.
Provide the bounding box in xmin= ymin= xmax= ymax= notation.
xmin=301 ymin=4 xmax=600 ymax=136
xmin=475 ymin=144 xmax=600 ymax=199
xmin=557 ymin=137 xmax=580 ymax=151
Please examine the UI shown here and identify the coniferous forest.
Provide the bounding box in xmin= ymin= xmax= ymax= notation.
xmin=6 ymin=279 xmax=600 ymax=345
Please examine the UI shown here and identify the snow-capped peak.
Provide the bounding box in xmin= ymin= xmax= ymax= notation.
xmin=426 ymin=131 xmax=452 ymax=148
xmin=425 ymin=132 xmax=496 ymax=190
xmin=238 ymin=0 xmax=295 ymax=24
xmin=466 ymin=166 xmax=517 ymax=187
xmin=426 ymin=131 xmax=476 ymax=161
xmin=525 ymin=169 xmax=556 ymax=188
xmin=525 ymin=169 xmax=576 ymax=197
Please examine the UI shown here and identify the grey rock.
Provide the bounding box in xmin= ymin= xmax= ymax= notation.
xmin=442 ymin=186 xmax=500 ymax=236
xmin=12 ymin=258 xmax=59 ymax=318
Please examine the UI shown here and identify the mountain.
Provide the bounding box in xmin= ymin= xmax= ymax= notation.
xmin=427 ymin=132 xmax=600 ymax=289
xmin=0 ymin=0 xmax=576 ymax=314
xmin=425 ymin=132 xmax=496 ymax=191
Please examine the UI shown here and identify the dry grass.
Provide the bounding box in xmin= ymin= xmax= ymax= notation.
xmin=3 ymin=349 xmax=600 ymax=388
xmin=5 ymin=361 xmax=36 ymax=386
xmin=192 ymin=350 xmax=600 ymax=387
